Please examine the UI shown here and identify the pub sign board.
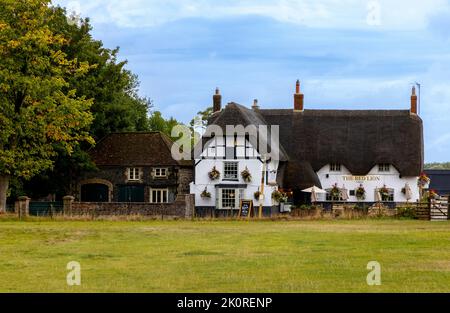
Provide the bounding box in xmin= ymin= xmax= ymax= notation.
xmin=238 ymin=199 xmax=253 ymax=218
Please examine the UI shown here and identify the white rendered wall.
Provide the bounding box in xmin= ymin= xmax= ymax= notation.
xmin=190 ymin=136 xmax=278 ymax=208
xmin=316 ymin=164 xmax=420 ymax=202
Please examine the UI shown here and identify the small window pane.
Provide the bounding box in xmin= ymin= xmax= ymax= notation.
xmin=222 ymin=189 xmax=236 ymax=208
xmin=224 ymin=162 xmax=238 ymax=180
xmin=378 ymin=164 xmax=390 ymax=172
xmin=129 ymin=168 xmax=139 ymax=180
xmin=330 ymin=164 xmax=341 ymax=172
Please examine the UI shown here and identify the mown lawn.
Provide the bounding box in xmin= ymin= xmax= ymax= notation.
xmin=0 ymin=218 xmax=449 ymax=292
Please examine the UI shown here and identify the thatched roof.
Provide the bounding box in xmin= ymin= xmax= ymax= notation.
xmin=208 ymin=103 xmax=424 ymax=189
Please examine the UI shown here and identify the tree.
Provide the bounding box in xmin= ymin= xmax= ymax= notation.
xmin=48 ymin=6 xmax=152 ymax=141
xmin=0 ymin=0 xmax=94 ymax=212
xmin=15 ymin=6 xmax=153 ymax=200
xmin=424 ymin=162 xmax=450 ymax=170
xmin=189 ymin=106 xmax=213 ymax=133
xmin=148 ymin=110 xmax=182 ymax=139
xmin=189 ymin=106 xmax=213 ymax=147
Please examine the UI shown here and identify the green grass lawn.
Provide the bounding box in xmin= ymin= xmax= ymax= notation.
xmin=0 ymin=218 xmax=449 ymax=292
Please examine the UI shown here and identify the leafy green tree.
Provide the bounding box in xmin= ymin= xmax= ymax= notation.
xmin=148 ymin=111 xmax=182 ymax=139
xmin=49 ymin=6 xmax=152 ymax=141
xmin=189 ymin=106 xmax=213 ymax=133
xmin=16 ymin=5 xmax=154 ymax=200
xmin=0 ymin=0 xmax=94 ymax=211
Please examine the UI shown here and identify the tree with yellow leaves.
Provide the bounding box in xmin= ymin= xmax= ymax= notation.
xmin=0 ymin=0 xmax=94 ymax=212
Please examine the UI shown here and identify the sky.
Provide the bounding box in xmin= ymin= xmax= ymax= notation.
xmin=53 ymin=0 xmax=450 ymax=162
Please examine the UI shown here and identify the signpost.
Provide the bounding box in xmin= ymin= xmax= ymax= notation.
xmin=238 ymin=199 xmax=253 ymax=219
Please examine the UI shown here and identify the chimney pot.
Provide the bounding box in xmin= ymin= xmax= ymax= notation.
xmin=213 ymin=88 xmax=222 ymax=112
xmin=410 ymin=86 xmax=417 ymax=114
xmin=252 ymin=99 xmax=259 ymax=110
xmin=294 ymin=80 xmax=304 ymax=111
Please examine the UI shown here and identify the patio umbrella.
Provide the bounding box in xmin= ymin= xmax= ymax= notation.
xmin=404 ymin=183 xmax=412 ymax=201
xmin=311 ymin=188 xmax=318 ymax=203
xmin=302 ymin=185 xmax=326 ymax=203
xmin=340 ymin=186 xmax=349 ymax=201
xmin=375 ymin=188 xmax=382 ymax=202
xmin=301 ymin=186 xmax=327 ymax=193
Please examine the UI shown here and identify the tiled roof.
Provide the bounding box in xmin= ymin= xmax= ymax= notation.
xmin=90 ymin=132 xmax=192 ymax=167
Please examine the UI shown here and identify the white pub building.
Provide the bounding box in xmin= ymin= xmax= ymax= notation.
xmin=190 ymin=81 xmax=424 ymax=216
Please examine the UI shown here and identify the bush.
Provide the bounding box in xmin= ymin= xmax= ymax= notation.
xmin=396 ymin=207 xmax=416 ymax=219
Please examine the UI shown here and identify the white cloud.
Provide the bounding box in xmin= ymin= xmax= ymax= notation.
xmin=54 ymin=0 xmax=450 ymax=30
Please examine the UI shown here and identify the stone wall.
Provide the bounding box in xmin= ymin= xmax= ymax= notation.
xmin=65 ymin=194 xmax=194 ymax=218
xmin=75 ymin=165 xmax=193 ymax=202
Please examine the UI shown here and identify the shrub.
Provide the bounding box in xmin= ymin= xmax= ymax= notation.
xmin=396 ymin=207 xmax=416 ymax=219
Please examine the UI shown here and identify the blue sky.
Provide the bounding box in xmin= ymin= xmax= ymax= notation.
xmin=55 ymin=0 xmax=450 ymax=162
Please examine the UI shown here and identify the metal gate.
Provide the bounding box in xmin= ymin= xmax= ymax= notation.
xmin=28 ymin=202 xmax=63 ymax=216
xmin=430 ymin=196 xmax=449 ymax=221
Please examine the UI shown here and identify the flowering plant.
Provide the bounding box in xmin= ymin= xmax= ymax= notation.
xmin=330 ymin=183 xmax=341 ymax=199
xmin=355 ymin=184 xmax=366 ymax=200
xmin=241 ymin=167 xmax=252 ymax=182
xmin=272 ymin=190 xmax=288 ymax=203
xmin=418 ymin=172 xmax=430 ymax=187
xmin=208 ymin=166 xmax=220 ymax=180
xmin=280 ymin=188 xmax=293 ymax=197
xmin=379 ymin=185 xmax=390 ymax=201
xmin=428 ymin=189 xmax=439 ymax=200
xmin=200 ymin=188 xmax=211 ymax=198
xmin=254 ymin=190 xmax=261 ymax=200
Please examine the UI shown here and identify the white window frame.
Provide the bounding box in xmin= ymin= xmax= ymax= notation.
xmin=378 ymin=163 xmax=390 ymax=172
xmin=150 ymin=188 xmax=168 ymax=203
xmin=154 ymin=167 xmax=168 ymax=178
xmin=218 ymin=188 xmax=242 ymax=209
xmin=330 ymin=163 xmax=341 ymax=172
xmin=223 ymin=161 xmax=238 ymax=180
xmin=128 ymin=167 xmax=140 ymax=181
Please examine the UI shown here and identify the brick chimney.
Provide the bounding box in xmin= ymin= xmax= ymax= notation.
xmin=213 ymin=88 xmax=221 ymax=113
xmin=410 ymin=86 xmax=417 ymax=114
xmin=294 ymin=80 xmax=304 ymax=111
xmin=252 ymin=99 xmax=259 ymax=110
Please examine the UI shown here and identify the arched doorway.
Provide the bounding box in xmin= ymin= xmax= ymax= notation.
xmin=81 ymin=184 xmax=109 ymax=202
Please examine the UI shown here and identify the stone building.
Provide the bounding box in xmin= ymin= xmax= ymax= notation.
xmin=76 ymin=132 xmax=193 ymax=204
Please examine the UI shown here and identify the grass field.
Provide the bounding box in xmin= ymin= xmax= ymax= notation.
xmin=0 ymin=218 xmax=449 ymax=292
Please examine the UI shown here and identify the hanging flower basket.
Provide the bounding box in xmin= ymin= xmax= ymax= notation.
xmin=379 ymin=185 xmax=390 ymax=201
xmin=355 ymin=184 xmax=366 ymax=200
xmin=241 ymin=167 xmax=252 ymax=182
xmin=330 ymin=183 xmax=341 ymax=199
xmin=254 ymin=190 xmax=261 ymax=200
xmin=201 ymin=188 xmax=211 ymax=198
xmin=208 ymin=166 xmax=220 ymax=180
xmin=417 ymin=172 xmax=430 ymax=187
xmin=272 ymin=190 xmax=288 ymax=203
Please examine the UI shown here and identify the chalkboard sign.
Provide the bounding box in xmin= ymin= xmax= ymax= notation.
xmin=238 ymin=200 xmax=253 ymax=218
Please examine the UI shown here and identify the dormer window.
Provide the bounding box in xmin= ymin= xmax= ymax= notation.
xmin=330 ymin=163 xmax=341 ymax=172
xmin=128 ymin=168 xmax=140 ymax=181
xmin=378 ymin=163 xmax=390 ymax=172
xmin=154 ymin=168 xmax=167 ymax=177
